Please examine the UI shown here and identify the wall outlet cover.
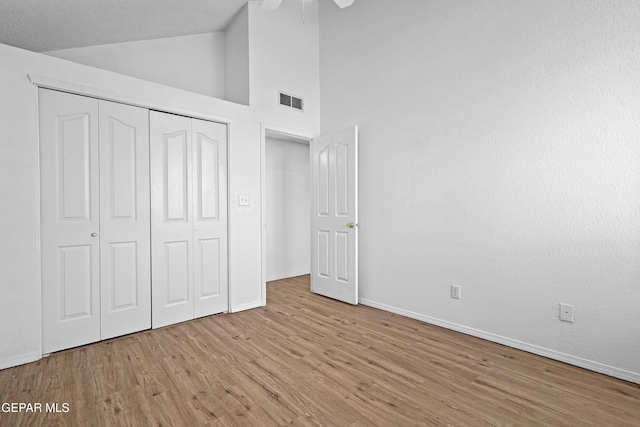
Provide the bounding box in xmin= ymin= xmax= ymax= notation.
xmin=560 ymin=303 xmax=574 ymax=322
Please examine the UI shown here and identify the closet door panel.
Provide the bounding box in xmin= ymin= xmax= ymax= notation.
xmin=40 ymin=89 xmax=101 ymax=353
xmin=165 ymin=240 xmax=191 ymax=303
xmin=150 ymin=111 xmax=194 ymax=328
xmin=192 ymin=119 xmax=228 ymax=317
xmin=99 ymin=100 xmax=151 ymax=340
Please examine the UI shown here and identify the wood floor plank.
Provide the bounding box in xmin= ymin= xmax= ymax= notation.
xmin=1 ymin=274 xmax=639 ymax=426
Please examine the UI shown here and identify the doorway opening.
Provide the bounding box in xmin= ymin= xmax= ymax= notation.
xmin=261 ymin=127 xmax=312 ymax=305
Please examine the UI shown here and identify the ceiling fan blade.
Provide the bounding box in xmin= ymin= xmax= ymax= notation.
xmin=332 ymin=0 xmax=355 ymax=8
xmin=261 ymin=0 xmax=284 ymax=11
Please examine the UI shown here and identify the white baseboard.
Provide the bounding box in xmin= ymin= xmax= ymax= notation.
xmin=266 ymin=271 xmax=310 ymax=282
xmin=230 ymin=301 xmax=264 ymax=313
xmin=0 ymin=352 xmax=41 ymax=371
xmin=359 ymin=298 xmax=640 ymax=385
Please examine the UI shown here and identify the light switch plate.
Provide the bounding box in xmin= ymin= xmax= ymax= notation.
xmin=451 ymin=285 xmax=461 ymax=300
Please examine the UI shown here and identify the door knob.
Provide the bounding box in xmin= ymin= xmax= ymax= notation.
xmin=91 ymin=232 xmax=97 ymax=237
xmin=347 ymin=222 xmax=355 ymax=229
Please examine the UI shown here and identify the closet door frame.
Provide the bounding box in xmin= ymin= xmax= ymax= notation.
xmin=33 ymin=76 xmax=232 ymax=353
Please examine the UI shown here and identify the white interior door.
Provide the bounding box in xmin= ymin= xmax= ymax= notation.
xmin=192 ymin=118 xmax=228 ymax=318
xmin=311 ymin=126 xmax=358 ymax=304
xmin=150 ymin=111 xmax=194 ymax=328
xmin=40 ymin=89 xmax=101 ymax=353
xmin=99 ymin=100 xmax=151 ymax=339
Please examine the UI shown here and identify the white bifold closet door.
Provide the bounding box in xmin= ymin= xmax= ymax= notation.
xmin=150 ymin=111 xmax=228 ymax=328
xmin=40 ymin=89 xmax=151 ymax=354
xmin=98 ymin=100 xmax=151 ymax=340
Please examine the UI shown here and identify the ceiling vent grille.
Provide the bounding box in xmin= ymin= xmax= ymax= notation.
xmin=279 ymin=91 xmax=304 ymax=111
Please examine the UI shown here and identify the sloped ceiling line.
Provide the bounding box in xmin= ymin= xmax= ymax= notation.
xmin=0 ymin=0 xmax=249 ymax=52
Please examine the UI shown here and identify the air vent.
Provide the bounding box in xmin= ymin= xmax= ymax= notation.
xmin=279 ymin=91 xmax=304 ymax=111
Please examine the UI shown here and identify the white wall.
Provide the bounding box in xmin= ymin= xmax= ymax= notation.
xmin=0 ymin=45 xmax=42 ymax=369
xmin=45 ymin=33 xmax=227 ymax=99
xmin=319 ymin=0 xmax=640 ymax=383
xmin=265 ymin=137 xmax=310 ymax=281
xmin=248 ymin=0 xmax=320 ymax=133
xmin=225 ymin=5 xmax=250 ymax=105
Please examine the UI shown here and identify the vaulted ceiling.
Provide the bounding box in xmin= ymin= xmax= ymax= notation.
xmin=0 ymin=0 xmax=250 ymax=52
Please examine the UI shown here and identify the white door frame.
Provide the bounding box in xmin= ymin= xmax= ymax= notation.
xmin=260 ymin=123 xmax=313 ymax=305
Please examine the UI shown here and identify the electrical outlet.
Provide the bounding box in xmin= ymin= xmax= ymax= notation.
xmin=238 ymin=194 xmax=249 ymax=206
xmin=451 ymin=285 xmax=461 ymax=300
xmin=559 ymin=303 xmax=574 ymax=322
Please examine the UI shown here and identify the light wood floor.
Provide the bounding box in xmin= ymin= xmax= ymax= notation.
xmin=1 ymin=275 xmax=639 ymax=426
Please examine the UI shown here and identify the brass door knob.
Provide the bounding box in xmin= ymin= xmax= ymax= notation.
xmin=347 ymin=222 xmax=355 ymax=229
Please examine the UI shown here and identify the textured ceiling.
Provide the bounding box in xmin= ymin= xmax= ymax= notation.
xmin=0 ymin=0 xmax=250 ymax=52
